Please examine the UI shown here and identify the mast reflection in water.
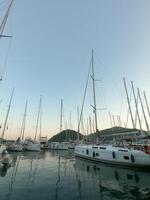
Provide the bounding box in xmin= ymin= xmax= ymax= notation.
xmin=0 ymin=150 xmax=149 ymax=200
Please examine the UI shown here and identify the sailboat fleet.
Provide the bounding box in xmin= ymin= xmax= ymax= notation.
xmin=1 ymin=1 xmax=150 ymax=171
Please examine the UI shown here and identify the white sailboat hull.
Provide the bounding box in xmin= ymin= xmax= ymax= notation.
xmin=75 ymin=144 xmax=150 ymax=168
xmin=7 ymin=143 xmax=23 ymax=152
xmin=24 ymin=141 xmax=41 ymax=151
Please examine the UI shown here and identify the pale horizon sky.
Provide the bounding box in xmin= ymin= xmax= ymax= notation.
xmin=0 ymin=0 xmax=150 ymax=140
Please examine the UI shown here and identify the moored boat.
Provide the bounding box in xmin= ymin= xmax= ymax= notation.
xmin=24 ymin=138 xmax=41 ymax=151
xmin=75 ymin=144 xmax=150 ymax=168
xmin=24 ymin=96 xmax=42 ymax=152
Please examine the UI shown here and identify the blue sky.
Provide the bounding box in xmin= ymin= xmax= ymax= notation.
xmin=0 ymin=0 xmax=150 ymax=139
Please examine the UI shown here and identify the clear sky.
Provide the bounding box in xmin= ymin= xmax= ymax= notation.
xmin=0 ymin=0 xmax=150 ymax=139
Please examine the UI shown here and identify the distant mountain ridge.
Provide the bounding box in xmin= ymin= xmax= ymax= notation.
xmin=48 ymin=126 xmax=147 ymax=142
xmin=49 ymin=129 xmax=83 ymax=142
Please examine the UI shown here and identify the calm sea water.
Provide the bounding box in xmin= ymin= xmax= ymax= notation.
xmin=0 ymin=150 xmax=150 ymax=200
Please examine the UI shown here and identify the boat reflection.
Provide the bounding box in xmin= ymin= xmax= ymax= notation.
xmin=49 ymin=149 xmax=74 ymax=160
xmin=75 ymin=158 xmax=150 ymax=199
xmin=0 ymin=165 xmax=10 ymax=177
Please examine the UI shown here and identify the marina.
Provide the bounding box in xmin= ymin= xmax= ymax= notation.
xmin=0 ymin=0 xmax=150 ymax=199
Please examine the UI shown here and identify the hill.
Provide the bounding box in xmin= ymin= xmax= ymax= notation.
xmin=49 ymin=129 xmax=83 ymax=142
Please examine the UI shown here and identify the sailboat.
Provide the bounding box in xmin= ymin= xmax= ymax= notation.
xmin=0 ymin=89 xmax=14 ymax=154
xmin=50 ymin=99 xmax=70 ymax=150
xmin=24 ymin=96 xmax=41 ymax=151
xmin=7 ymin=101 xmax=28 ymax=152
xmin=38 ymin=99 xmax=48 ymax=149
xmin=0 ymin=0 xmax=14 ymax=153
xmin=75 ymin=50 xmax=150 ymax=168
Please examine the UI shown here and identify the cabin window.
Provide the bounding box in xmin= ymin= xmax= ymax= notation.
xmin=99 ymin=147 xmax=106 ymax=150
xmin=86 ymin=149 xmax=89 ymax=155
xmin=93 ymin=146 xmax=98 ymax=149
xmin=93 ymin=152 xmax=95 ymax=157
xmin=96 ymin=153 xmax=99 ymax=156
xmin=124 ymin=156 xmax=129 ymax=160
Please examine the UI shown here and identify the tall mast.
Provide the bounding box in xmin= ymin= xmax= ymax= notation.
xmin=34 ymin=95 xmax=42 ymax=141
xmin=131 ymin=81 xmax=142 ymax=130
xmin=91 ymin=50 xmax=98 ymax=133
xmin=123 ymin=78 xmax=135 ymax=128
xmin=77 ymin=106 xmax=80 ymax=142
xmin=109 ymin=112 xmax=113 ymax=128
xmin=137 ymin=88 xmax=149 ymax=134
xmin=143 ymin=91 xmax=150 ymax=119
xmin=0 ymin=0 xmax=14 ymax=40
xmin=20 ymin=100 xmax=28 ymax=141
xmin=39 ymin=100 xmax=42 ymax=139
xmin=1 ymin=88 xmax=14 ymax=140
xmin=117 ymin=115 xmax=122 ymax=127
xmin=89 ymin=116 xmax=92 ymax=134
xmin=60 ymin=99 xmax=63 ymax=133
xmin=112 ymin=115 xmax=116 ymax=127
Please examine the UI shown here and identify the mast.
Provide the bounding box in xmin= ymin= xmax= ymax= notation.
xmin=123 ymin=78 xmax=135 ymax=128
xmin=60 ymin=99 xmax=63 ymax=133
xmin=20 ymin=100 xmax=28 ymax=141
xmin=69 ymin=111 xmax=72 ymax=140
xmin=39 ymin=102 xmax=42 ymax=139
xmin=0 ymin=0 xmax=14 ymax=40
xmin=34 ymin=95 xmax=42 ymax=141
xmin=112 ymin=115 xmax=116 ymax=127
xmin=91 ymin=49 xmax=98 ymax=133
xmin=109 ymin=112 xmax=113 ymax=129
xmin=137 ymin=88 xmax=149 ymax=134
xmin=143 ymin=91 xmax=150 ymax=119
xmin=131 ymin=81 xmax=142 ymax=130
xmin=77 ymin=106 xmax=80 ymax=141
xmin=1 ymin=88 xmax=14 ymax=140
xmin=117 ymin=115 xmax=122 ymax=127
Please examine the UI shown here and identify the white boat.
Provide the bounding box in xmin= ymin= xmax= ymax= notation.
xmin=24 ymin=138 xmax=41 ymax=151
xmin=7 ymin=101 xmax=28 ymax=152
xmin=40 ymin=136 xmax=48 ymax=149
xmin=24 ymin=96 xmax=42 ymax=152
xmin=75 ymin=144 xmax=150 ymax=168
xmin=7 ymin=142 xmax=23 ymax=152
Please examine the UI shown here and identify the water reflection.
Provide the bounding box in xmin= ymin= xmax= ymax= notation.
xmin=75 ymin=158 xmax=150 ymax=200
xmin=0 ymin=165 xmax=10 ymax=177
xmin=0 ymin=151 xmax=150 ymax=200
